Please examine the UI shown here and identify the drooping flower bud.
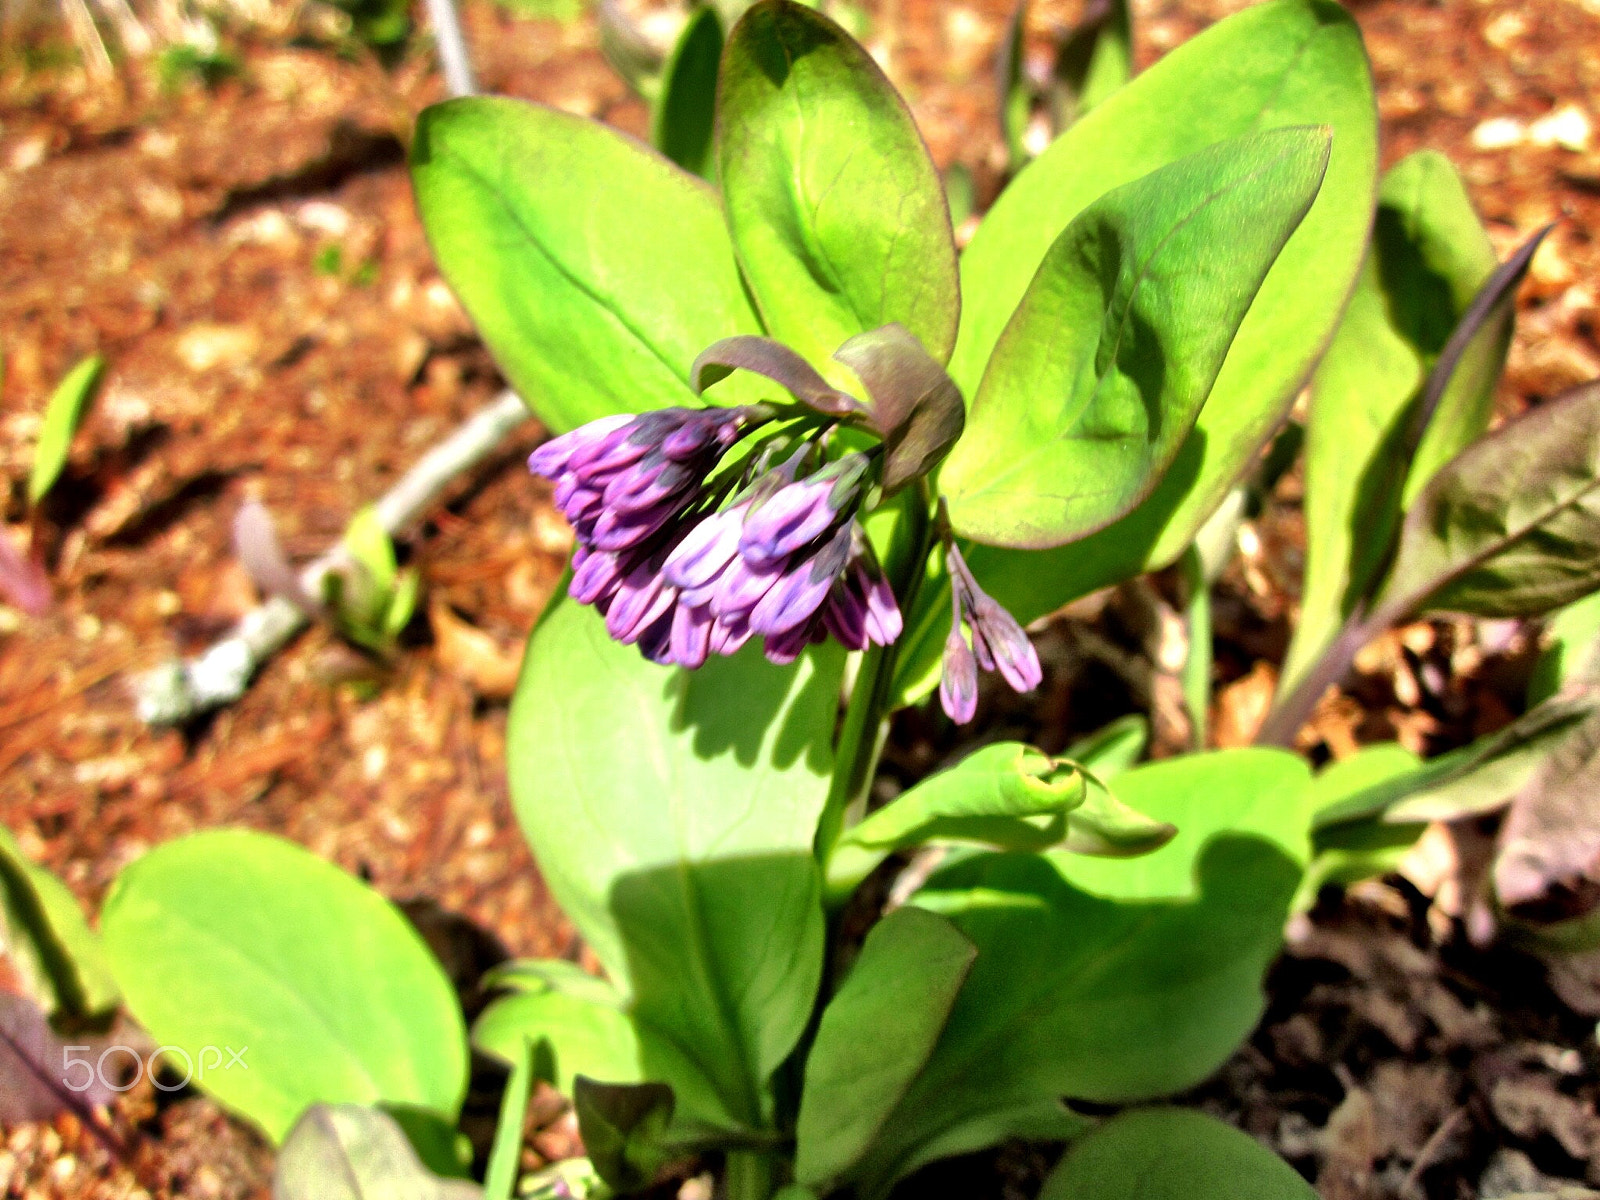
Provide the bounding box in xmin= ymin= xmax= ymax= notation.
xmin=938 ymin=542 xmax=1042 ymax=722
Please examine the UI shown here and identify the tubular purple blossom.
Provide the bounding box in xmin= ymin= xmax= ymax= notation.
xmin=529 ymin=379 xmax=907 ymax=669
xmin=938 ymin=542 xmax=1042 ymax=722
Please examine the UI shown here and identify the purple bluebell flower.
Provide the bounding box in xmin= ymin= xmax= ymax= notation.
xmin=529 ymin=373 xmax=908 ymax=669
xmin=938 ymin=542 xmax=1042 ymax=723
xmin=940 ymin=622 xmax=978 ymax=725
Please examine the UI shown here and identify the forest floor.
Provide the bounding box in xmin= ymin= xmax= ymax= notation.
xmin=1 ymin=0 xmax=1599 ymax=1195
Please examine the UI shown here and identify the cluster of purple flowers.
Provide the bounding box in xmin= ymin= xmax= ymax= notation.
xmin=529 ymin=405 xmax=901 ymax=669
xmin=939 ymin=542 xmax=1043 ymax=724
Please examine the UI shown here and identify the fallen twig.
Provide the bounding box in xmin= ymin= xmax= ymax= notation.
xmin=133 ymin=389 xmax=529 ymax=726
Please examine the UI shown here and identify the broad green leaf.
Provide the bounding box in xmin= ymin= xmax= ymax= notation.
xmin=892 ymin=0 xmax=1376 ymax=702
xmin=474 ymin=986 xmax=643 ymax=1095
xmin=28 ymin=354 xmax=103 ymax=506
xmin=1282 ymin=151 xmax=1497 ymax=695
xmin=275 ymin=1105 xmax=481 ymax=1200
xmin=507 ymin=595 xmax=841 ymax=1130
xmin=847 ymin=750 xmax=1311 ymax=1193
xmin=412 ymin=97 xmax=760 ymax=433
xmin=0 ymin=825 xmax=118 ymax=1019
xmin=1041 ymin=1108 xmax=1317 ymax=1200
xmin=100 ymin=830 xmax=469 ymax=1143
xmin=485 ymin=958 xmax=625 ymax=1009
xmin=1376 ymin=382 xmax=1600 ymax=621
xmin=717 ymin=0 xmax=959 ymax=370
xmin=1529 ymin=590 xmax=1600 ymax=704
xmin=793 ymin=908 xmax=976 ymax=1190
xmin=653 ymin=6 xmax=722 ymax=178
xmin=943 ymin=128 xmax=1330 ymax=547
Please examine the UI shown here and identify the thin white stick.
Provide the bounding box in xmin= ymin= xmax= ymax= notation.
xmin=425 ymin=0 xmax=477 ymax=98
xmin=134 ymin=389 xmax=529 ymax=725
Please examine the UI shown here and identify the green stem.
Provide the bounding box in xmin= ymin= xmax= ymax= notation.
xmin=1180 ymin=544 xmax=1211 ymax=752
xmin=723 ymin=1149 xmax=779 ymax=1200
xmin=813 ymin=489 xmax=932 ymax=874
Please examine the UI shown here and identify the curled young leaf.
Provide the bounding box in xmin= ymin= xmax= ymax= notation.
xmin=833 ymin=324 xmax=965 ymax=494
xmin=691 ymin=335 xmax=862 ymax=416
xmin=1377 ymin=382 xmax=1600 ymax=621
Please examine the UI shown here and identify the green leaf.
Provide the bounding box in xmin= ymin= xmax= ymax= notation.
xmin=1530 ymin=590 xmax=1600 ymax=704
xmin=1376 ymin=382 xmax=1600 ymax=621
xmin=1041 ymin=1108 xmax=1317 ymax=1200
xmin=653 ymin=6 xmax=722 ymax=178
xmin=845 ymin=742 xmax=1087 ymax=852
xmin=0 ymin=824 xmax=118 ymax=1019
xmin=100 ymin=830 xmax=469 ymax=1144
xmin=717 ymin=0 xmax=959 ymax=370
xmin=1296 ymin=745 xmax=1424 ymax=902
xmin=794 ymin=908 xmax=976 ymax=1190
xmin=28 ymin=354 xmax=103 ymax=506
xmin=942 ymin=128 xmax=1330 ymax=548
xmin=345 ymin=506 xmax=397 ymax=594
xmin=274 ymin=1104 xmax=481 ymax=1200
xmin=1311 ymin=688 xmax=1600 ymax=832
xmin=1403 ymin=223 xmax=1548 ymax=508
xmin=1281 ymin=151 xmax=1498 ymax=696
xmin=845 ymin=750 xmax=1311 ymax=1193
xmin=1054 ymin=0 xmax=1132 ymax=120
xmin=574 ymin=1078 xmax=678 ymax=1192
xmin=892 ymin=0 xmax=1376 ymax=701
xmin=412 ymin=97 xmax=760 ymax=434
xmin=474 ymin=985 xmax=643 ymax=1095
xmin=1058 ymin=774 xmax=1176 ymax=857
xmin=507 ymin=595 xmax=841 ymax=1131
xmin=1061 ymin=713 xmax=1147 ymax=778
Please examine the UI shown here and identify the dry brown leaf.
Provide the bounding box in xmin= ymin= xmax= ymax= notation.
xmin=429 ymin=601 xmax=522 ymax=699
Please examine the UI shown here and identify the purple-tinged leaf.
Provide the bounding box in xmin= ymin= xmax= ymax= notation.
xmin=0 ymin=525 xmax=49 ymax=616
xmin=1495 ymin=706 xmax=1600 ymax=913
xmin=0 ymin=990 xmax=118 ymax=1123
xmin=834 ymin=324 xmax=965 ymax=494
xmin=1377 ymin=381 xmax=1600 ymax=621
xmin=1402 ymin=222 xmax=1553 ymax=496
xmin=232 ymin=500 xmax=314 ymax=610
xmin=692 ymin=336 xmax=863 ymax=417
xmin=573 ymin=1077 xmax=677 ymax=1193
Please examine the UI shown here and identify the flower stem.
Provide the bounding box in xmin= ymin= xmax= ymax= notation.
xmin=813 ymin=487 xmax=932 ymax=881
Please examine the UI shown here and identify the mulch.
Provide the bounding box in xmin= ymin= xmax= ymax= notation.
xmin=1 ymin=0 xmax=1598 ymax=1195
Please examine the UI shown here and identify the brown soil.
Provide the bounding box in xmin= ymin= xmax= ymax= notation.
xmin=1 ymin=0 xmax=1598 ymax=1196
